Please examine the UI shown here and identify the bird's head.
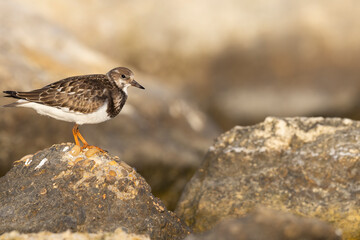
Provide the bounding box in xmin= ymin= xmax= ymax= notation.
xmin=107 ymin=67 xmax=145 ymax=92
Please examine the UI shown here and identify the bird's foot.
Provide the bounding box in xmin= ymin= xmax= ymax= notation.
xmin=81 ymin=144 xmax=107 ymax=154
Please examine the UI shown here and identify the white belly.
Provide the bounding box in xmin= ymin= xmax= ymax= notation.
xmin=18 ymin=100 xmax=111 ymax=125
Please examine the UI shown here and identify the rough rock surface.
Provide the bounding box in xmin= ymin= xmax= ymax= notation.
xmin=185 ymin=208 xmax=341 ymax=240
xmin=176 ymin=117 xmax=360 ymax=239
xmin=0 ymin=228 xmax=149 ymax=240
xmin=0 ymin=144 xmax=190 ymax=240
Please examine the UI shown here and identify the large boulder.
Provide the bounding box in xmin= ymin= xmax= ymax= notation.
xmin=176 ymin=117 xmax=360 ymax=239
xmin=0 ymin=144 xmax=190 ymax=240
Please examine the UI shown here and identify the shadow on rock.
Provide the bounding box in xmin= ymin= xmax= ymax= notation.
xmin=185 ymin=208 xmax=341 ymax=240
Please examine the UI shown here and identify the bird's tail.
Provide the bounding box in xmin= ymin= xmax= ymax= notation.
xmin=2 ymin=91 xmax=22 ymax=107
xmin=3 ymin=91 xmax=20 ymax=98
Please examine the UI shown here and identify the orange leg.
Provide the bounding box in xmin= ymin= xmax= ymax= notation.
xmin=72 ymin=124 xmax=106 ymax=153
xmin=72 ymin=124 xmax=80 ymax=146
xmin=76 ymin=128 xmax=89 ymax=146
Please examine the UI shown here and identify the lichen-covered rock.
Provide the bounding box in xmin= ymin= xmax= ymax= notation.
xmin=185 ymin=208 xmax=341 ymax=240
xmin=0 ymin=228 xmax=149 ymax=240
xmin=0 ymin=144 xmax=190 ymax=240
xmin=176 ymin=117 xmax=360 ymax=239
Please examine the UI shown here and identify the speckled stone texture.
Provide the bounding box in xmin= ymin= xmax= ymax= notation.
xmin=176 ymin=117 xmax=360 ymax=239
xmin=0 ymin=144 xmax=190 ymax=240
xmin=0 ymin=228 xmax=149 ymax=240
xmin=185 ymin=208 xmax=341 ymax=240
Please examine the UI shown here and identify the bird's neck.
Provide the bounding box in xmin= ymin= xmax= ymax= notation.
xmin=106 ymin=89 xmax=128 ymax=118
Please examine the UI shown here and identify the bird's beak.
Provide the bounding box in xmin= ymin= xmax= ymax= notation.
xmin=131 ymin=79 xmax=145 ymax=89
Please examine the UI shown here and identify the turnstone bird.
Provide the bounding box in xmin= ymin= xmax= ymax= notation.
xmin=2 ymin=67 xmax=144 ymax=150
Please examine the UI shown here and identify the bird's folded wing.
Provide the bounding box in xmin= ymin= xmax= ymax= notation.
xmin=15 ymin=75 xmax=112 ymax=114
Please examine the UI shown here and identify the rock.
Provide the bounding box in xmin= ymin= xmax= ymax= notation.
xmin=185 ymin=208 xmax=341 ymax=240
xmin=0 ymin=144 xmax=190 ymax=240
xmin=176 ymin=117 xmax=360 ymax=239
xmin=0 ymin=228 xmax=149 ymax=240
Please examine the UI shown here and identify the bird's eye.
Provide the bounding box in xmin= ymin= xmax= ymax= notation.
xmin=121 ymin=74 xmax=126 ymax=79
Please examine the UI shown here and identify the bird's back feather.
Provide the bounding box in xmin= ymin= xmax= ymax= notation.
xmin=2 ymin=74 xmax=116 ymax=113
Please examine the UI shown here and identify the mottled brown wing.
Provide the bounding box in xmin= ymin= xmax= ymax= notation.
xmin=15 ymin=74 xmax=114 ymax=113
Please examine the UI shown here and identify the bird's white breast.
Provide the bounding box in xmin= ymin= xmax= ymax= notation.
xmin=17 ymin=100 xmax=111 ymax=125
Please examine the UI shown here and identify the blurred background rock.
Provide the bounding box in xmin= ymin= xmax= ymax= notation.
xmin=0 ymin=0 xmax=359 ymax=209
